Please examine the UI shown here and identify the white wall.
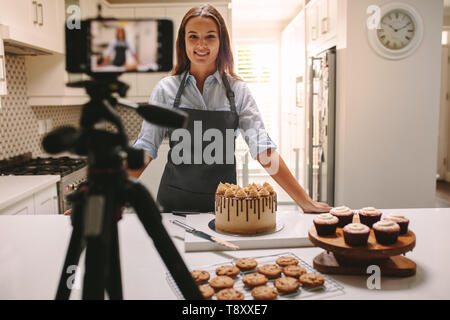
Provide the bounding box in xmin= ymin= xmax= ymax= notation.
xmin=335 ymin=0 xmax=443 ymax=209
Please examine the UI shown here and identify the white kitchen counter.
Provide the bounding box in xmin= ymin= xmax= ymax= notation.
xmin=0 ymin=208 xmax=449 ymax=299
xmin=0 ymin=175 xmax=60 ymax=211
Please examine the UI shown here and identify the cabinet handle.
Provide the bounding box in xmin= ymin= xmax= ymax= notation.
xmin=321 ymin=17 xmax=329 ymax=34
xmin=32 ymin=1 xmax=38 ymax=24
xmin=38 ymin=3 xmax=43 ymax=26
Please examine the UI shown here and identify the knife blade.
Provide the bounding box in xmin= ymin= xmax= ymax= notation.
xmin=170 ymin=219 xmax=239 ymax=250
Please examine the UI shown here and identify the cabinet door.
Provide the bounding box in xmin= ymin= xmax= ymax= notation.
xmin=318 ymin=0 xmax=329 ymax=37
xmin=0 ymin=195 xmax=35 ymax=215
xmin=306 ymin=2 xmax=318 ymax=45
xmin=0 ymin=0 xmax=33 ymax=33
xmin=35 ymin=0 xmax=64 ymax=53
xmin=0 ymin=38 xmax=6 ymax=96
xmin=34 ymin=184 xmax=58 ymax=215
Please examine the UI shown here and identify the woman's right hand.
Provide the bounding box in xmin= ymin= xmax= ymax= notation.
xmin=300 ymin=200 xmax=332 ymax=214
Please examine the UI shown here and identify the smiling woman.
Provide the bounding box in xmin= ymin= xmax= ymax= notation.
xmin=132 ymin=4 xmax=331 ymax=214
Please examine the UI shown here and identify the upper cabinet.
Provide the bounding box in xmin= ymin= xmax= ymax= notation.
xmin=306 ymin=0 xmax=338 ymax=53
xmin=0 ymin=0 xmax=64 ymax=54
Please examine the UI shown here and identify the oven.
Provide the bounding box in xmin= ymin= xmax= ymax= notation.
xmin=0 ymin=153 xmax=88 ymax=214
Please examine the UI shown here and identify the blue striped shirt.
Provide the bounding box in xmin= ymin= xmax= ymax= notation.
xmin=133 ymin=70 xmax=277 ymax=160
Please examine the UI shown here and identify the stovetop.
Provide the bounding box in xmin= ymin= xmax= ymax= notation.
xmin=0 ymin=153 xmax=88 ymax=177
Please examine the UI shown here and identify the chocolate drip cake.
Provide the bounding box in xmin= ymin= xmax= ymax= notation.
xmin=214 ymin=182 xmax=277 ymax=234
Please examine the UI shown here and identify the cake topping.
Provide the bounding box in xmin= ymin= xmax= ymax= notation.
xmin=248 ymin=188 xmax=259 ymax=198
xmin=385 ymin=213 xmax=407 ymax=221
xmin=216 ymin=183 xmax=227 ymax=195
xmin=235 ymin=188 xmax=247 ymax=199
xmin=375 ymin=220 xmax=396 ymax=228
xmin=224 ymin=188 xmax=235 ymax=197
xmin=361 ymin=207 xmax=380 ymax=213
xmin=256 ymin=184 xmax=263 ymax=191
xmin=263 ymin=184 xmax=274 ymax=194
xmin=346 ymin=223 xmax=367 ymax=232
xmin=332 ymin=206 xmax=352 ymax=214
xmin=258 ymin=188 xmax=270 ymax=197
xmin=317 ymin=213 xmax=335 ymax=221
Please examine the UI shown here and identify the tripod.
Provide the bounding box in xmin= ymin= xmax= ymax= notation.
xmin=45 ymin=75 xmax=203 ymax=300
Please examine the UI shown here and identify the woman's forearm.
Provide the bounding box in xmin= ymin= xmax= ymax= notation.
xmin=256 ymin=148 xmax=312 ymax=206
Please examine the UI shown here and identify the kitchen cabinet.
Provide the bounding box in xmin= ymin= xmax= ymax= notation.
xmin=33 ymin=184 xmax=58 ymax=215
xmin=0 ymin=184 xmax=58 ymax=215
xmin=0 ymin=176 xmax=60 ymax=215
xmin=0 ymin=0 xmax=64 ymax=54
xmin=0 ymin=195 xmax=35 ymax=215
xmin=306 ymin=0 xmax=337 ymax=53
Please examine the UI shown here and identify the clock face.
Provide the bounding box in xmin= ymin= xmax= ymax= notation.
xmin=377 ymin=10 xmax=415 ymax=50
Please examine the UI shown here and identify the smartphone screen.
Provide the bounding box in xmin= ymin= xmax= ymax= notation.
xmin=91 ymin=20 xmax=161 ymax=73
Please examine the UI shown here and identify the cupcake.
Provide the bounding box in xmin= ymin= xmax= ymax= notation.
xmin=313 ymin=213 xmax=339 ymax=236
xmin=373 ymin=220 xmax=400 ymax=245
xmin=382 ymin=213 xmax=409 ymax=234
xmin=358 ymin=207 xmax=382 ymax=228
xmin=330 ymin=206 xmax=354 ymax=228
xmin=343 ymin=223 xmax=370 ymax=246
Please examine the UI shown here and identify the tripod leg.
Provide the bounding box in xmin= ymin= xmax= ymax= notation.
xmin=105 ymin=206 xmax=123 ymax=300
xmin=125 ymin=180 xmax=203 ymax=300
xmin=55 ymin=197 xmax=86 ymax=300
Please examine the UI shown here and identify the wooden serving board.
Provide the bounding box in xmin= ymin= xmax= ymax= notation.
xmin=308 ymin=218 xmax=417 ymax=277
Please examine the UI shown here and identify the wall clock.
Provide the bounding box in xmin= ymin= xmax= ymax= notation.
xmin=367 ymin=2 xmax=424 ymax=60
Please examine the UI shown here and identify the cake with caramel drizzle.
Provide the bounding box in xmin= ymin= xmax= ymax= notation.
xmin=214 ymin=182 xmax=277 ymax=234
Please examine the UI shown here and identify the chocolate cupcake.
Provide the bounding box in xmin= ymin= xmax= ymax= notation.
xmin=358 ymin=207 xmax=382 ymax=228
xmin=313 ymin=213 xmax=339 ymax=236
xmin=343 ymin=223 xmax=370 ymax=246
xmin=373 ymin=220 xmax=400 ymax=245
xmin=330 ymin=206 xmax=354 ymax=228
xmin=382 ymin=213 xmax=409 ymax=234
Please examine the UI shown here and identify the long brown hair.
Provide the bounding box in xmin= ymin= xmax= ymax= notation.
xmin=170 ymin=4 xmax=241 ymax=80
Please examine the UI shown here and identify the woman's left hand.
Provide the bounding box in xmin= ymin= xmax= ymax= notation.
xmin=300 ymin=200 xmax=332 ymax=214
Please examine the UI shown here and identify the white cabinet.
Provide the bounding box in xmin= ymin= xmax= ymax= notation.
xmin=0 ymin=184 xmax=58 ymax=215
xmin=34 ymin=184 xmax=58 ymax=215
xmin=0 ymin=0 xmax=64 ymax=54
xmin=306 ymin=0 xmax=338 ymax=53
xmin=0 ymin=195 xmax=35 ymax=215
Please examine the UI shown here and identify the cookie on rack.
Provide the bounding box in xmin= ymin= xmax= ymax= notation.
xmin=198 ymin=285 xmax=215 ymax=299
xmin=274 ymin=276 xmax=300 ymax=293
xmin=235 ymin=258 xmax=258 ymax=271
xmin=257 ymin=264 xmax=283 ymax=279
xmin=242 ymin=273 xmax=268 ymax=287
xmin=209 ymin=276 xmax=235 ymax=290
xmin=251 ymin=286 xmax=279 ymax=300
xmin=216 ymin=265 xmax=240 ymax=278
xmin=216 ymin=288 xmax=245 ymax=300
xmin=299 ymin=273 xmax=325 ymax=287
xmin=283 ymin=265 xmax=307 ymax=278
xmin=190 ymin=270 xmax=210 ymax=284
xmin=276 ymin=256 xmax=299 ymax=267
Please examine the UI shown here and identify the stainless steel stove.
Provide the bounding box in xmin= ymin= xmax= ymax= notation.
xmin=0 ymin=153 xmax=88 ymax=214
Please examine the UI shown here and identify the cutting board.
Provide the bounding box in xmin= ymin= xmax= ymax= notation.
xmin=184 ymin=211 xmax=314 ymax=252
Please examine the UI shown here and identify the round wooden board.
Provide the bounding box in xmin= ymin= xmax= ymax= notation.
xmin=308 ymin=225 xmax=416 ymax=261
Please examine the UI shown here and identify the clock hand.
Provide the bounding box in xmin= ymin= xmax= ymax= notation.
xmin=397 ymin=22 xmax=411 ymax=31
xmin=382 ymin=22 xmax=397 ymax=32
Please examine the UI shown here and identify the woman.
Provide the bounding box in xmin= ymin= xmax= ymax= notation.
xmin=131 ymin=4 xmax=330 ymax=214
xmin=99 ymin=27 xmax=141 ymax=68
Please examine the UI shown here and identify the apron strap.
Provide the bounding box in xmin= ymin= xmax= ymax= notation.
xmin=173 ymin=69 xmax=190 ymax=109
xmin=221 ymin=73 xmax=238 ymax=116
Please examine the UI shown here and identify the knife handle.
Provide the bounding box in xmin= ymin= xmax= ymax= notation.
xmin=170 ymin=219 xmax=195 ymax=233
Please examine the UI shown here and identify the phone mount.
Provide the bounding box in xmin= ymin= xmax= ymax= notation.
xmin=43 ymin=74 xmax=203 ymax=300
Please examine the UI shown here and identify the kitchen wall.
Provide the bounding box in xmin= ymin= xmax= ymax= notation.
xmin=334 ymin=0 xmax=443 ymax=208
xmin=0 ymin=55 xmax=143 ymax=161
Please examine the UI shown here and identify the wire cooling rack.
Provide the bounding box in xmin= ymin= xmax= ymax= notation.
xmin=166 ymin=252 xmax=345 ymax=300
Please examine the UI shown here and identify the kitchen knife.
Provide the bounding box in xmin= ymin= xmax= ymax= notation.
xmin=170 ymin=219 xmax=239 ymax=250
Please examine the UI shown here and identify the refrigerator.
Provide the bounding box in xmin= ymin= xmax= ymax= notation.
xmin=306 ymin=47 xmax=336 ymax=206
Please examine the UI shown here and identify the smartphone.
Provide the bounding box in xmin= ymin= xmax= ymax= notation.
xmin=66 ymin=18 xmax=173 ymax=74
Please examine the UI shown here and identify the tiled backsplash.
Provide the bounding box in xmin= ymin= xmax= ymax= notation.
xmin=0 ymin=55 xmax=143 ymax=160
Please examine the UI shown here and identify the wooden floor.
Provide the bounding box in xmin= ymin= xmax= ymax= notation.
xmin=435 ymin=180 xmax=450 ymax=207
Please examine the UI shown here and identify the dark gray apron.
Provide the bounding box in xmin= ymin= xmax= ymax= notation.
xmin=112 ymin=43 xmax=127 ymax=66
xmin=156 ymin=71 xmax=239 ymax=212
